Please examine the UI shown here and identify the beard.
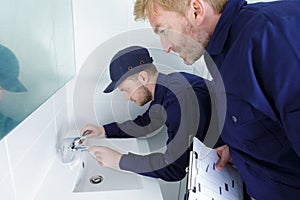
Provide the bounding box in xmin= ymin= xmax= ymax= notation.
xmin=178 ymin=20 xmax=211 ymax=65
xmin=136 ymin=85 xmax=152 ymax=106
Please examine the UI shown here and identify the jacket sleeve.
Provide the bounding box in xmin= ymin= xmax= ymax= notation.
xmin=119 ymin=85 xmax=211 ymax=181
xmin=104 ymin=102 xmax=166 ymax=138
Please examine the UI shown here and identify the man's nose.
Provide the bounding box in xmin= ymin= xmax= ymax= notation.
xmin=161 ymin=37 xmax=172 ymax=53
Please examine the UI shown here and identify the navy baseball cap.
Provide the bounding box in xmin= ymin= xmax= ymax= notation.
xmin=0 ymin=44 xmax=27 ymax=92
xmin=103 ymin=46 xmax=153 ymax=93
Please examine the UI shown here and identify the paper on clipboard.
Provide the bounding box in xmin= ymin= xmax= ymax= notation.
xmin=186 ymin=138 xmax=243 ymax=200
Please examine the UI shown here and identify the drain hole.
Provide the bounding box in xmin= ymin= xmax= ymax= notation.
xmin=90 ymin=175 xmax=103 ymax=184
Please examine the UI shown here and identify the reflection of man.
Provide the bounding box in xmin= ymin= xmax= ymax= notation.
xmin=0 ymin=44 xmax=27 ymax=138
xmin=81 ymin=46 xmax=211 ymax=181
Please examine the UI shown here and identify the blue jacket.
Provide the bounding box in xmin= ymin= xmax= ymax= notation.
xmin=207 ymin=0 xmax=300 ymax=199
xmin=0 ymin=113 xmax=18 ymax=140
xmin=104 ymin=72 xmax=211 ymax=181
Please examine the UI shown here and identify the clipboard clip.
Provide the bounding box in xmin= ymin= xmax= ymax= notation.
xmin=187 ymin=150 xmax=198 ymax=194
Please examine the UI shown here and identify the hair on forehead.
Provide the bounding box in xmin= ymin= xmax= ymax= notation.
xmin=134 ymin=0 xmax=190 ymax=20
xmin=134 ymin=0 xmax=228 ymax=20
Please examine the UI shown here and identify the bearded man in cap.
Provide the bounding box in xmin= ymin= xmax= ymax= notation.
xmin=80 ymin=45 xmax=212 ymax=181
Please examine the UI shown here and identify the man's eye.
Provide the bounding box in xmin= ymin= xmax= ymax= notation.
xmin=159 ymin=29 xmax=167 ymax=35
xmin=123 ymin=90 xmax=130 ymax=94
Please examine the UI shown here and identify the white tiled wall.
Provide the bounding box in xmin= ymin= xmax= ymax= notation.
xmin=0 ymin=139 xmax=16 ymax=200
xmin=0 ymin=82 xmax=71 ymax=200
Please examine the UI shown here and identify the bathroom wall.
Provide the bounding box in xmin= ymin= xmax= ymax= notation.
xmin=0 ymin=83 xmax=72 ymax=200
xmin=0 ymin=0 xmax=75 ymax=140
xmin=0 ymin=0 xmax=75 ymax=199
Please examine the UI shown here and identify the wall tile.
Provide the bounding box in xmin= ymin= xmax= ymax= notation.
xmin=53 ymin=85 xmax=67 ymax=115
xmin=13 ymin=122 xmax=56 ymax=200
xmin=55 ymin=108 xmax=71 ymax=150
xmin=6 ymin=98 xmax=55 ymax=168
xmin=0 ymin=139 xmax=11 ymax=183
xmin=0 ymin=175 xmax=15 ymax=200
xmin=72 ymin=0 xmax=129 ymax=71
xmin=0 ymin=139 xmax=15 ymax=200
xmin=53 ymin=85 xmax=70 ymax=144
xmin=65 ymin=78 xmax=76 ymax=130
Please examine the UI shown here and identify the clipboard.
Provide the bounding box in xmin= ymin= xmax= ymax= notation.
xmin=186 ymin=138 xmax=243 ymax=200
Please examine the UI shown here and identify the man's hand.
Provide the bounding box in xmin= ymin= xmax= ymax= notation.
xmin=215 ymin=145 xmax=233 ymax=170
xmin=80 ymin=124 xmax=106 ymax=138
xmin=89 ymin=146 xmax=122 ymax=169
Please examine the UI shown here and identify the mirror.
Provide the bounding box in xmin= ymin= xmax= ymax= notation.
xmin=0 ymin=0 xmax=75 ymax=140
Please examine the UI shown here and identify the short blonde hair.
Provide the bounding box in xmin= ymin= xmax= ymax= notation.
xmin=134 ymin=0 xmax=228 ymax=20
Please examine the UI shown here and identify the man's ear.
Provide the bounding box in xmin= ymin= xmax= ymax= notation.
xmin=138 ymin=71 xmax=149 ymax=85
xmin=188 ymin=0 xmax=205 ymax=25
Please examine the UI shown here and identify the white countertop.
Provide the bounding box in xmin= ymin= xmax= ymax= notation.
xmin=34 ymin=138 xmax=163 ymax=200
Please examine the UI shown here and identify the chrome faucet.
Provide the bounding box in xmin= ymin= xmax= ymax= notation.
xmin=58 ymin=130 xmax=91 ymax=163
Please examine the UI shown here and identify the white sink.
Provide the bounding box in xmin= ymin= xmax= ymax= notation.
xmin=73 ymin=138 xmax=143 ymax=192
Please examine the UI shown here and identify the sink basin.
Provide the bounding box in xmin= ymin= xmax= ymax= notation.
xmin=73 ymin=138 xmax=143 ymax=192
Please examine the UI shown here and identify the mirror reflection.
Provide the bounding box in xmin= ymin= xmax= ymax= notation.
xmin=0 ymin=0 xmax=75 ymax=140
xmin=0 ymin=44 xmax=27 ymax=135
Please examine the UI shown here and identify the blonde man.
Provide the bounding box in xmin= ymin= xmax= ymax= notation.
xmin=134 ymin=0 xmax=300 ymax=199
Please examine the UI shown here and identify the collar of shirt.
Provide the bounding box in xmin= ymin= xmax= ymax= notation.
xmin=152 ymin=73 xmax=168 ymax=104
xmin=206 ymin=0 xmax=246 ymax=56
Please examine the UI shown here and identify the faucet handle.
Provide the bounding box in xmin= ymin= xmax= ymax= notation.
xmin=82 ymin=129 xmax=92 ymax=137
xmin=70 ymin=130 xmax=92 ymax=150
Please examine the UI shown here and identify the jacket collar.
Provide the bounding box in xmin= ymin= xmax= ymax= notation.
xmin=153 ymin=73 xmax=167 ymax=103
xmin=206 ymin=0 xmax=247 ymax=55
